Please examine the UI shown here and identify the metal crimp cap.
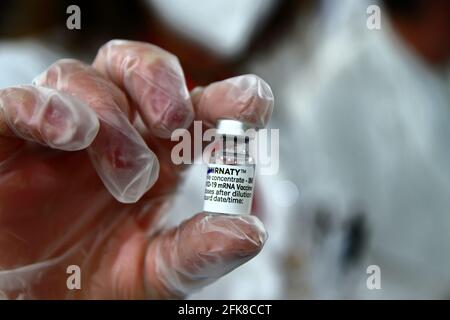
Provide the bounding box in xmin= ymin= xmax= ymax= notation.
xmin=216 ymin=119 xmax=255 ymax=137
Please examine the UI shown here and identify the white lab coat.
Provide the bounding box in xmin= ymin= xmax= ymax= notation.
xmin=248 ymin=0 xmax=450 ymax=299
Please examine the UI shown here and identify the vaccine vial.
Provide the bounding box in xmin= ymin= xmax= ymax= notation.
xmin=203 ymin=119 xmax=256 ymax=215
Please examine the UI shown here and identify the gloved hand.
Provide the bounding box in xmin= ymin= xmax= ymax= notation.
xmin=0 ymin=40 xmax=274 ymax=299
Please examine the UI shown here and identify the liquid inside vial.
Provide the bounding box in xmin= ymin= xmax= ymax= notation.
xmin=203 ymin=119 xmax=256 ymax=215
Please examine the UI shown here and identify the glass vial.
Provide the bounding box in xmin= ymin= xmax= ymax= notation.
xmin=203 ymin=119 xmax=256 ymax=215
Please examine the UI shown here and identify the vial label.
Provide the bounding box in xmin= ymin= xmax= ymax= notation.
xmin=203 ymin=164 xmax=255 ymax=215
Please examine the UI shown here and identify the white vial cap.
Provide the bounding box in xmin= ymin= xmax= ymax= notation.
xmin=216 ymin=119 xmax=253 ymax=137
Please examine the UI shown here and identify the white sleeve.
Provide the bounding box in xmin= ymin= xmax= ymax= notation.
xmin=0 ymin=39 xmax=62 ymax=88
xmin=289 ymin=68 xmax=378 ymax=298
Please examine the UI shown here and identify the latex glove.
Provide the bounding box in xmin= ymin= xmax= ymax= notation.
xmin=0 ymin=40 xmax=274 ymax=299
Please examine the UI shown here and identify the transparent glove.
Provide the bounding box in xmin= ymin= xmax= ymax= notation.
xmin=0 ymin=40 xmax=274 ymax=299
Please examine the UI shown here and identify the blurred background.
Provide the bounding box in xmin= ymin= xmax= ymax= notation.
xmin=1 ymin=0 xmax=450 ymax=299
